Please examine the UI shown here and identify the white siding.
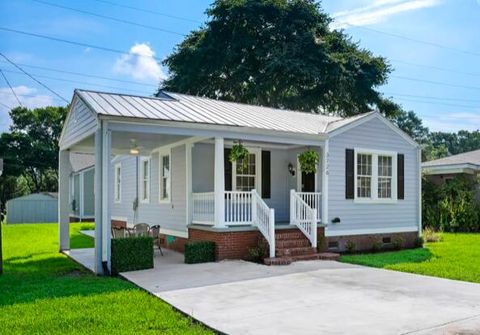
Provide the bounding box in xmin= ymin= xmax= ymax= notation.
xmin=111 ymin=145 xmax=187 ymax=234
xmin=60 ymin=97 xmax=97 ymax=150
xmin=327 ymin=117 xmax=419 ymax=235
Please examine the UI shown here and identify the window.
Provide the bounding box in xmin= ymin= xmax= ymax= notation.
xmin=232 ymin=148 xmax=260 ymax=192
xmin=159 ymin=151 xmax=171 ymax=203
xmin=114 ymin=163 xmax=121 ymax=203
xmin=354 ymin=149 xmax=397 ymax=203
xmin=140 ymin=157 xmax=150 ymax=203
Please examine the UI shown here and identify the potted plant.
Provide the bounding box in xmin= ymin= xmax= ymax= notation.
xmin=229 ymin=141 xmax=249 ymax=171
xmin=298 ymin=149 xmax=320 ymax=174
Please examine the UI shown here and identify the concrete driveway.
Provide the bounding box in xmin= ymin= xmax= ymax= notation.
xmin=121 ymin=250 xmax=480 ymax=335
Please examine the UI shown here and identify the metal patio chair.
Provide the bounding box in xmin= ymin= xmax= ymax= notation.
xmin=149 ymin=225 xmax=164 ymax=256
xmin=133 ymin=223 xmax=150 ymax=237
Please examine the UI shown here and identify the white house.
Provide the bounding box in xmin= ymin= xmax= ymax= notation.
xmin=59 ymin=89 xmax=421 ymax=274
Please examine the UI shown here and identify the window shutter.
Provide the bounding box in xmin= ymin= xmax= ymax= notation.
xmin=224 ymin=148 xmax=232 ymax=191
xmin=261 ymin=150 xmax=271 ymax=198
xmin=397 ymin=153 xmax=405 ymax=200
xmin=345 ymin=149 xmax=354 ymax=199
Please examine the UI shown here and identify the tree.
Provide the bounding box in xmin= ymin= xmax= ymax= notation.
xmin=0 ymin=106 xmax=68 ymax=194
xmin=392 ymin=109 xmax=429 ymax=144
xmin=161 ymin=0 xmax=392 ymax=117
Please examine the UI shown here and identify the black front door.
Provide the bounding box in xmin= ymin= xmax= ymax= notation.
xmin=301 ymin=172 xmax=315 ymax=192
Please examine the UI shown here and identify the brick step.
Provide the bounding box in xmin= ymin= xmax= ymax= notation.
xmin=275 ymin=231 xmax=306 ymax=240
xmin=264 ymin=252 xmax=341 ymax=265
xmin=275 ymin=238 xmax=311 ymax=248
xmin=275 ymin=246 xmax=317 ymax=257
xmin=317 ymin=252 xmax=341 ymax=261
xmin=264 ymin=257 xmax=292 ymax=266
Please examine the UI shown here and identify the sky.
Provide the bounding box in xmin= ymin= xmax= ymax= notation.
xmin=0 ymin=0 xmax=479 ymax=133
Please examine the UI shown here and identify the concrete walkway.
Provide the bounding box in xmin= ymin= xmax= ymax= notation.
xmin=66 ymin=249 xmax=480 ymax=334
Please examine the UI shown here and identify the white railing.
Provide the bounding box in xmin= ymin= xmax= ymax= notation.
xmin=252 ymin=190 xmax=275 ymax=258
xmin=290 ymin=189 xmax=317 ymax=247
xmin=224 ymin=191 xmax=253 ymax=225
xmin=192 ymin=192 xmax=215 ymax=224
xmin=296 ymin=192 xmax=322 ymax=223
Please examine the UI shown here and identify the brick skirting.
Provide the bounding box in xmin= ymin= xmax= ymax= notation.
xmin=159 ymin=234 xmax=189 ymax=253
xmin=324 ymin=231 xmax=418 ymax=253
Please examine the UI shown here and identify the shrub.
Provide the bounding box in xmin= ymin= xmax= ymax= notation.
xmin=371 ymin=241 xmax=383 ymax=253
xmin=247 ymin=239 xmax=268 ymax=263
xmin=111 ymin=236 xmax=154 ymax=275
xmin=392 ymin=237 xmax=404 ymax=250
xmin=414 ymin=236 xmax=424 ymax=248
xmin=185 ymin=241 xmax=216 ymax=264
xmin=423 ymin=227 xmax=442 ymax=243
xmin=345 ymin=240 xmax=356 ymax=254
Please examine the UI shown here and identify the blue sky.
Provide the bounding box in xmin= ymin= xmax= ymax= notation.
xmin=1 ymin=0 xmax=479 ymax=133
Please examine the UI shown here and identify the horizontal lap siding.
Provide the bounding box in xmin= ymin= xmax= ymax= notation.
xmin=61 ymin=98 xmax=97 ymax=149
xmin=328 ymin=117 xmax=419 ymax=233
xmin=111 ymin=145 xmax=187 ymax=234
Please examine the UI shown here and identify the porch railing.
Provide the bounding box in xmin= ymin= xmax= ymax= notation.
xmin=252 ymin=190 xmax=275 ymax=258
xmin=296 ymin=192 xmax=322 ymax=223
xmin=290 ymin=189 xmax=317 ymax=247
xmin=192 ymin=192 xmax=215 ymax=224
xmin=224 ymin=191 xmax=252 ymax=225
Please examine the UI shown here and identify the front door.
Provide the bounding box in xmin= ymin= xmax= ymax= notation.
xmin=301 ymin=172 xmax=315 ymax=192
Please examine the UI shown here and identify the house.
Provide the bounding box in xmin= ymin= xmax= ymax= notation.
xmin=69 ymin=152 xmax=95 ymax=222
xmin=6 ymin=192 xmax=58 ymax=224
xmin=58 ymin=89 xmax=421 ymax=274
xmin=422 ymin=149 xmax=480 ymax=199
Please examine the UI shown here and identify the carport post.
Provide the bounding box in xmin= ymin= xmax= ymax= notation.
xmin=59 ymin=149 xmax=72 ymax=251
xmin=94 ymin=125 xmax=104 ymax=274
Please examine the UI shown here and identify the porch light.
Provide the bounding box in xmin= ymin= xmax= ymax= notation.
xmin=130 ymin=147 xmax=140 ymax=155
xmin=288 ymin=163 xmax=295 ymax=176
xmin=129 ymin=139 xmax=140 ymax=155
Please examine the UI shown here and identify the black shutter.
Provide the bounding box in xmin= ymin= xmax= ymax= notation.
xmin=397 ymin=153 xmax=405 ymax=200
xmin=345 ymin=149 xmax=355 ymax=199
xmin=224 ymin=148 xmax=232 ymax=191
xmin=261 ymin=151 xmax=271 ymax=198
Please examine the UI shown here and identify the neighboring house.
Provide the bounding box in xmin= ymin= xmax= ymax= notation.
xmin=58 ymin=89 xmax=421 ymax=274
xmin=422 ymin=149 xmax=480 ymax=199
xmin=69 ymin=152 xmax=95 ymax=222
xmin=6 ymin=193 xmax=58 ymax=224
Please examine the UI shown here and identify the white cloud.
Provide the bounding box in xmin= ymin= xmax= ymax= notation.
xmin=113 ymin=43 xmax=166 ymax=82
xmin=423 ymin=112 xmax=480 ymax=132
xmin=331 ymin=0 xmax=442 ymax=29
xmin=0 ymin=86 xmax=54 ymax=109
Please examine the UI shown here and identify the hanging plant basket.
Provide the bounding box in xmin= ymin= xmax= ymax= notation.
xmin=229 ymin=141 xmax=249 ymax=171
xmin=298 ymin=149 xmax=320 ymax=174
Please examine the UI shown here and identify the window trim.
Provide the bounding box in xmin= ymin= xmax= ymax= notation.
xmin=353 ymin=148 xmax=398 ymax=204
xmin=139 ymin=156 xmax=151 ymax=204
xmin=232 ymin=147 xmax=262 ymax=194
xmin=114 ymin=163 xmax=122 ymax=203
xmin=158 ymin=149 xmax=172 ymax=204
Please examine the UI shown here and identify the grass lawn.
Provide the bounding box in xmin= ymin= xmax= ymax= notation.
xmin=341 ymin=233 xmax=480 ymax=284
xmin=0 ymin=222 xmax=212 ymax=334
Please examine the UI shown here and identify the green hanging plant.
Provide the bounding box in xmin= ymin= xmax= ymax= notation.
xmin=229 ymin=141 xmax=249 ymax=171
xmin=298 ymin=149 xmax=320 ymax=174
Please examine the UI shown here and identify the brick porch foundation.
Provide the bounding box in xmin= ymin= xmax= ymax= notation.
xmin=323 ymin=231 xmax=418 ymax=252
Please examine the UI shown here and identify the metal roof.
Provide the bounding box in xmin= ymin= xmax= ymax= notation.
xmin=76 ymin=89 xmax=348 ymax=135
xmin=422 ymin=149 xmax=480 ymax=168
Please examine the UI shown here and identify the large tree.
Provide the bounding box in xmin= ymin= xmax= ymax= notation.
xmin=0 ymin=106 xmax=68 ymax=194
xmin=161 ymin=0 xmax=391 ymax=117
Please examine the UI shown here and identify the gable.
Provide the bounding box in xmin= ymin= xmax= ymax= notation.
xmin=59 ymin=95 xmax=98 ymax=150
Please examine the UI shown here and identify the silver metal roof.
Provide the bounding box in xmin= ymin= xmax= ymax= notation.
xmin=422 ymin=149 xmax=480 ymax=168
xmin=76 ymin=89 xmax=348 ymax=135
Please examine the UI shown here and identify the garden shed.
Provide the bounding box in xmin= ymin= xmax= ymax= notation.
xmin=6 ymin=193 xmax=58 ymax=224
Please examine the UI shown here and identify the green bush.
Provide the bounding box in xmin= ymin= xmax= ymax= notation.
xmin=414 ymin=236 xmax=424 ymax=248
xmin=111 ymin=236 xmax=154 ymax=275
xmin=423 ymin=175 xmax=480 ymax=232
xmin=185 ymin=241 xmax=216 ymax=264
xmin=247 ymin=239 xmax=268 ymax=263
xmin=371 ymin=241 xmax=383 ymax=252
xmin=345 ymin=240 xmax=356 ymax=254
xmin=392 ymin=237 xmax=404 ymax=250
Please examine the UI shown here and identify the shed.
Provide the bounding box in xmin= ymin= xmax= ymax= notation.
xmin=6 ymin=193 xmax=58 ymax=224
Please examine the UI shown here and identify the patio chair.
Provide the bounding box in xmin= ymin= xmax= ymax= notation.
xmin=149 ymin=225 xmax=164 ymax=256
xmin=133 ymin=223 xmax=150 ymax=237
xmin=111 ymin=227 xmax=128 ymax=239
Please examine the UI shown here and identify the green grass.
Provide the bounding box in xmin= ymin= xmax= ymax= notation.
xmin=341 ymin=233 xmax=480 ymax=284
xmin=0 ymin=223 xmax=212 ymax=334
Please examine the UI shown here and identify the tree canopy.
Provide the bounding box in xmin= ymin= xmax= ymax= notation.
xmin=161 ymin=0 xmax=392 ymax=117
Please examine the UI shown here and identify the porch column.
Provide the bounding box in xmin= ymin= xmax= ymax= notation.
xmin=214 ymin=137 xmax=225 ymax=227
xmin=94 ymin=125 xmax=103 ymax=274
xmin=185 ymin=142 xmax=193 ymax=226
xmin=321 ymin=140 xmax=329 ymax=224
xmin=58 ymin=149 xmax=72 ymax=251
xmin=101 ymin=123 xmax=112 ymax=272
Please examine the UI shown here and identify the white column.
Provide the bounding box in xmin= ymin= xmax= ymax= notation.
xmin=417 ymin=147 xmax=422 ymax=236
xmin=101 ymin=123 xmax=112 ymax=272
xmin=214 ymin=137 xmax=225 ymax=228
xmin=321 ymin=140 xmax=329 ymax=225
xmin=58 ymin=149 xmax=72 ymax=251
xmin=94 ymin=125 xmax=103 ymax=275
xmin=185 ymin=142 xmax=193 ymax=227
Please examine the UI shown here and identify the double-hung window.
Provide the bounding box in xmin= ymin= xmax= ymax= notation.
xmin=232 ymin=148 xmax=261 ymax=193
xmin=354 ymin=149 xmax=397 ymax=203
xmin=159 ymin=150 xmax=171 ymax=203
xmin=114 ymin=163 xmax=121 ymax=203
xmin=140 ymin=157 xmax=150 ymax=203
